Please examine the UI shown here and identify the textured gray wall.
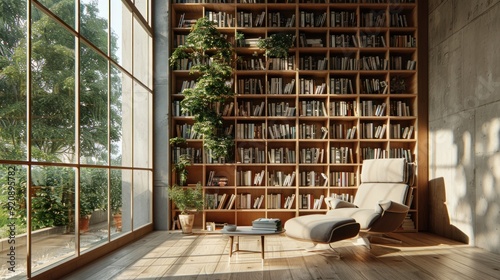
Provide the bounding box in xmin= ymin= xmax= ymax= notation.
xmin=428 ymin=0 xmax=500 ymax=254
xmin=153 ymin=0 xmax=171 ymax=230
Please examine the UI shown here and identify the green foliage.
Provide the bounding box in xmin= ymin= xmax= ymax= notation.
xmin=168 ymin=183 xmax=203 ymax=215
xmin=169 ymin=137 xmax=190 ymax=186
xmin=110 ymin=170 xmax=123 ymax=215
xmin=257 ymin=33 xmax=294 ymax=58
xmin=80 ymin=168 xmax=107 ymax=217
xmin=31 ymin=186 xmax=69 ymax=228
xmin=169 ymin=17 xmax=235 ymax=160
xmin=0 ymin=0 xmax=120 ymax=163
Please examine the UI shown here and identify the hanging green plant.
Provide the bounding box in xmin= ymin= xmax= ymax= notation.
xmin=170 ymin=17 xmax=235 ymax=162
xmin=257 ymin=33 xmax=294 ymax=58
xmin=169 ymin=137 xmax=191 ymax=186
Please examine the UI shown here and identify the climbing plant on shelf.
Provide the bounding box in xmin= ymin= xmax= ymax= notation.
xmin=170 ymin=17 xmax=235 ymax=162
xmin=257 ymin=32 xmax=294 ymax=58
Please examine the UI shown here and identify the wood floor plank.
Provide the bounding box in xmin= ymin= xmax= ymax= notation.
xmin=59 ymin=231 xmax=500 ymax=280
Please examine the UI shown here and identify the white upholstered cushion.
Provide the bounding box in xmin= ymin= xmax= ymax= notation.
xmin=353 ymin=182 xmax=408 ymax=209
xmin=361 ymin=158 xmax=406 ymax=183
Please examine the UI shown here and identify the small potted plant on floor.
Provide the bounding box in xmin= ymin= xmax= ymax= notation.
xmin=168 ymin=183 xmax=203 ymax=234
xmin=169 ymin=137 xmax=204 ymax=234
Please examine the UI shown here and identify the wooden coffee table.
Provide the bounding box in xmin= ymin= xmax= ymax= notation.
xmin=221 ymin=226 xmax=285 ymax=260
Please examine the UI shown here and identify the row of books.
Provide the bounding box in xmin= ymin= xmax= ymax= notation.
xmin=299 ymin=148 xmax=325 ymax=164
xmin=299 ymin=100 xmax=327 ymax=116
xmin=238 ymin=147 xmax=266 ymax=164
xmin=299 ymin=171 xmax=328 ymax=187
xmin=205 ymin=193 xmax=236 ymax=209
xmin=330 ymin=100 xmax=356 ymax=116
xmin=331 ymin=10 xmax=357 ymax=27
xmin=299 ymin=56 xmax=328 ymax=71
xmin=361 ymin=78 xmax=389 ymax=94
xmin=269 ymin=78 xmax=296 ymax=95
xmin=205 ymin=10 xmax=235 ymax=27
xmin=391 ymin=56 xmax=417 ymax=70
xmin=331 ymin=171 xmax=356 ymax=187
xmin=172 ymin=147 xmax=203 ymax=164
xmin=268 ymin=170 xmax=295 ymax=186
xmin=237 ymin=57 xmax=265 ymax=71
xmin=236 ymin=123 xmax=265 ymax=139
xmin=330 ymin=146 xmax=354 ymax=164
xmin=299 ymin=193 xmax=325 ymax=209
xmin=360 ymin=123 xmax=387 ymax=139
xmin=236 ymin=170 xmax=266 ymax=186
xmin=299 ymin=11 xmax=327 ymax=28
xmin=298 ymin=124 xmax=328 ymax=139
xmin=391 ymin=124 xmax=414 ymax=139
xmin=268 ymin=57 xmax=296 ymax=70
xmin=268 ymin=12 xmax=295 ymax=28
xmin=236 ymin=99 xmax=266 ymax=116
xmin=268 ymin=148 xmax=296 ymax=164
xmin=268 ymin=101 xmax=296 ymax=117
xmin=359 ymin=100 xmax=386 ymax=116
xmin=268 ymin=123 xmax=296 ymax=139
xmin=330 ymin=124 xmax=356 ymax=139
xmin=360 ymin=11 xmax=386 ymax=27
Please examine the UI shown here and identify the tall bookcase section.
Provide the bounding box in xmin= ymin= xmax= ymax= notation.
xmin=170 ymin=0 xmax=421 ymax=232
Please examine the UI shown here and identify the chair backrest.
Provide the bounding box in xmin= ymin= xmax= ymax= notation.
xmin=353 ymin=158 xmax=409 ymax=209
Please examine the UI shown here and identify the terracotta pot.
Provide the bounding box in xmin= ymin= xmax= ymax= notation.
xmin=178 ymin=214 xmax=194 ymax=234
xmin=79 ymin=215 xmax=91 ymax=233
xmin=113 ymin=214 xmax=122 ymax=232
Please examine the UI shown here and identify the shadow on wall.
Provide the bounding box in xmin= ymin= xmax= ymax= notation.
xmin=429 ymin=177 xmax=469 ymax=244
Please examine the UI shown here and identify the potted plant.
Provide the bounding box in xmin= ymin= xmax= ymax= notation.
xmin=170 ymin=137 xmax=191 ymax=186
xmin=169 ymin=17 xmax=235 ymax=162
xmin=168 ymin=183 xmax=204 ymax=234
xmin=110 ymin=171 xmax=123 ymax=232
xmin=79 ymin=169 xmax=107 ymax=233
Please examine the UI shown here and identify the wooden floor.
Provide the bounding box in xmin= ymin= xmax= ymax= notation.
xmin=61 ymin=230 xmax=500 ymax=280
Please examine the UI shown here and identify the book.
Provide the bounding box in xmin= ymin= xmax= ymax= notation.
xmin=252 ymin=218 xmax=282 ymax=231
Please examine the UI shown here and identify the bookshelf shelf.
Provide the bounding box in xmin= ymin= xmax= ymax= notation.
xmin=170 ymin=0 xmax=423 ymax=232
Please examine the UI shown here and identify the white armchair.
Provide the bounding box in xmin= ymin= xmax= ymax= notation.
xmin=324 ymin=158 xmax=412 ymax=247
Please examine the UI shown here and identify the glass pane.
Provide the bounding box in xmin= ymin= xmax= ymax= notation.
xmin=111 ymin=0 xmax=132 ymax=71
xmin=37 ymin=0 xmax=76 ymax=29
xmin=80 ymin=0 xmax=109 ymax=54
xmin=0 ymin=165 xmax=28 ymax=279
xmin=133 ymin=83 xmax=151 ymax=168
xmin=133 ymin=170 xmax=151 ymax=229
xmin=135 ymin=0 xmax=149 ymax=25
xmin=31 ymin=6 xmax=76 ymax=163
xmin=110 ymin=169 xmax=131 ymax=239
xmin=31 ymin=166 xmax=76 ymax=274
xmin=80 ymin=42 xmax=109 ymax=165
xmin=110 ymin=65 xmax=133 ymax=167
xmin=0 ymin=2 xmax=27 ymax=161
xmin=133 ymin=18 xmax=151 ymax=88
xmin=80 ymin=167 xmax=108 ymax=253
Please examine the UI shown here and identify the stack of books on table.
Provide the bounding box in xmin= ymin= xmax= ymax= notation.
xmin=252 ymin=218 xmax=282 ymax=232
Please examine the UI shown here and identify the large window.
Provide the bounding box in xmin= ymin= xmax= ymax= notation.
xmin=0 ymin=1 xmax=153 ymax=278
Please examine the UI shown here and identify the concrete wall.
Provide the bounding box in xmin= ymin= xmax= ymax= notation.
xmin=153 ymin=0 xmax=171 ymax=230
xmin=428 ymin=0 xmax=500 ymax=254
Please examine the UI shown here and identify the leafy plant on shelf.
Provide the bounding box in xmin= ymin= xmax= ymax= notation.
xmin=169 ymin=17 xmax=235 ymax=162
xmin=170 ymin=137 xmax=191 ymax=186
xmin=257 ymin=32 xmax=294 ymax=58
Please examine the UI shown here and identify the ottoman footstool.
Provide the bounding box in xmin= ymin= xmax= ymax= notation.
xmin=284 ymin=215 xmax=360 ymax=245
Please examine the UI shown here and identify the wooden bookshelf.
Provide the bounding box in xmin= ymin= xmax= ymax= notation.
xmin=170 ymin=0 xmax=424 ymax=232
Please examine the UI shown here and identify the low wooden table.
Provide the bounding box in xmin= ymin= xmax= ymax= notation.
xmin=221 ymin=226 xmax=285 ymax=260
